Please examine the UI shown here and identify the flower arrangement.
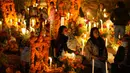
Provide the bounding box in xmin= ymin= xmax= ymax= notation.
xmin=59 ymin=51 xmax=85 ymax=73
xmin=126 ymin=25 xmax=130 ymax=35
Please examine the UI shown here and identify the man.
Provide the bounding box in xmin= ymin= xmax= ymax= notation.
xmin=111 ymin=34 xmax=130 ymax=73
xmin=110 ymin=1 xmax=130 ymax=43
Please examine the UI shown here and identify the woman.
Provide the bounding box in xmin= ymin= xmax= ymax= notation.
xmin=55 ymin=26 xmax=74 ymax=57
xmin=84 ymin=27 xmax=107 ymax=73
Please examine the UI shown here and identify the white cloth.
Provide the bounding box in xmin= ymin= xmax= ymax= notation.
xmin=67 ymin=35 xmax=80 ymax=51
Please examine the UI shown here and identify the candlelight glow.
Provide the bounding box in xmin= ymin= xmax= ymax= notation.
xmin=49 ymin=57 xmax=52 ymax=69
xmin=104 ymin=13 xmax=107 ymax=18
xmin=27 ymin=8 xmax=29 ymax=11
xmin=94 ymin=22 xmax=96 ymax=27
xmin=103 ymin=9 xmax=106 ymax=12
xmin=61 ymin=17 xmax=64 ymax=26
xmin=100 ymin=19 xmax=103 ymax=31
xmin=31 ymin=19 xmax=35 ymax=27
xmin=108 ymin=52 xmax=114 ymax=63
xmin=0 ymin=21 xmax=2 ymax=31
xmin=0 ymin=21 xmax=2 ymax=25
xmin=21 ymin=28 xmax=26 ymax=35
xmin=63 ymin=52 xmax=76 ymax=60
xmin=18 ymin=19 xmax=20 ymax=22
xmin=89 ymin=22 xmax=91 ymax=33
xmin=30 ymin=27 xmax=35 ymax=32
xmin=87 ymin=11 xmax=90 ymax=18
xmin=67 ymin=13 xmax=70 ymax=20
xmin=106 ymin=38 xmax=108 ymax=47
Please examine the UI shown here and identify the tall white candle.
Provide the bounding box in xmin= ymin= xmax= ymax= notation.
xmin=67 ymin=13 xmax=70 ymax=20
xmin=105 ymin=38 xmax=108 ymax=47
xmin=119 ymin=35 xmax=121 ymax=39
xmin=18 ymin=19 xmax=20 ymax=22
xmin=32 ymin=19 xmax=35 ymax=27
xmin=94 ymin=22 xmax=96 ymax=27
xmin=107 ymin=23 xmax=109 ymax=32
xmin=89 ymin=22 xmax=91 ymax=33
xmin=0 ymin=21 xmax=2 ymax=31
xmin=105 ymin=62 xmax=108 ymax=73
xmin=92 ymin=59 xmax=94 ymax=73
xmin=61 ymin=17 xmax=64 ymax=26
xmin=49 ymin=57 xmax=52 ymax=69
xmin=100 ymin=19 xmax=103 ymax=31
xmin=87 ymin=12 xmax=90 ymax=18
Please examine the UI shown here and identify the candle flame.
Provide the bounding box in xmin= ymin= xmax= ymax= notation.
xmin=0 ymin=21 xmax=2 ymax=25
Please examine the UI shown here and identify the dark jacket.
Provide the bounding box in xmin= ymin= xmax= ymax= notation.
xmin=56 ymin=34 xmax=73 ymax=57
xmin=126 ymin=47 xmax=130 ymax=65
xmin=114 ymin=46 xmax=125 ymax=64
xmin=110 ymin=8 xmax=130 ymax=25
xmin=84 ymin=37 xmax=108 ymax=62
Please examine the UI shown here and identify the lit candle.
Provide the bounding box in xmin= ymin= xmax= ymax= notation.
xmin=32 ymin=19 xmax=35 ymax=27
xmin=27 ymin=8 xmax=29 ymax=11
xmin=72 ymin=53 xmax=75 ymax=60
xmin=61 ymin=17 xmax=64 ymax=26
xmin=94 ymin=22 xmax=96 ymax=27
xmin=10 ymin=19 xmax=12 ymax=26
xmin=21 ymin=28 xmax=26 ymax=35
xmin=87 ymin=12 xmax=90 ymax=18
xmin=18 ymin=19 xmax=20 ymax=22
xmin=104 ymin=13 xmax=107 ymax=18
xmin=45 ymin=20 xmax=47 ymax=24
xmin=103 ymin=9 xmax=106 ymax=12
xmin=0 ymin=21 xmax=2 ymax=31
xmin=89 ymin=22 xmax=91 ymax=33
xmin=92 ymin=59 xmax=94 ymax=73
xmin=49 ymin=57 xmax=52 ymax=69
xmin=105 ymin=62 xmax=108 ymax=73
xmin=119 ymin=35 xmax=121 ymax=39
xmin=100 ymin=19 xmax=103 ymax=31
xmin=24 ymin=20 xmax=26 ymax=28
xmin=106 ymin=38 xmax=108 ymax=47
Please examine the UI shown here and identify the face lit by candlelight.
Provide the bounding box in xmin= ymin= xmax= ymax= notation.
xmin=93 ymin=29 xmax=99 ymax=38
xmin=63 ymin=28 xmax=68 ymax=36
